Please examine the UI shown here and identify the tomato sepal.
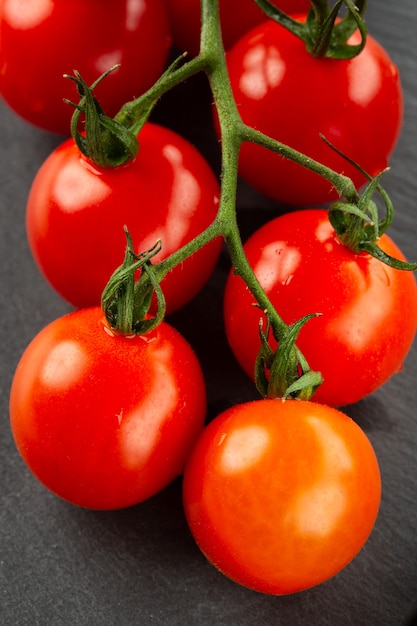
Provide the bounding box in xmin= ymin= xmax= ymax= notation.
xmin=101 ymin=228 xmax=166 ymax=336
xmin=328 ymin=167 xmax=417 ymax=271
xmin=64 ymin=52 xmax=200 ymax=169
xmin=255 ymin=311 xmax=323 ymax=401
xmin=252 ymin=0 xmax=367 ymax=59
xmin=64 ymin=67 xmax=139 ymax=168
xmin=360 ymin=242 xmax=417 ymax=272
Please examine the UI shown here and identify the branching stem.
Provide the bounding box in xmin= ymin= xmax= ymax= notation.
xmin=99 ymin=0 xmax=413 ymax=398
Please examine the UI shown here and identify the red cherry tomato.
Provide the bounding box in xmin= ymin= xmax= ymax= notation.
xmin=26 ymin=122 xmax=222 ymax=314
xmin=0 ymin=0 xmax=172 ymax=134
xmin=163 ymin=0 xmax=310 ymax=56
xmin=183 ymin=398 xmax=381 ymax=595
xmin=9 ymin=307 xmax=206 ymax=510
xmin=225 ymin=18 xmax=403 ymax=206
xmin=224 ymin=209 xmax=417 ymax=406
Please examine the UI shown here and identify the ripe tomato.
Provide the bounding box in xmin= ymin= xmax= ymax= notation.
xmin=224 ymin=209 xmax=417 ymax=406
xmin=0 ymin=0 xmax=171 ymax=134
xmin=163 ymin=0 xmax=310 ymax=57
xmin=9 ymin=307 xmax=206 ymax=510
xmin=225 ymin=18 xmax=403 ymax=206
xmin=183 ymin=398 xmax=381 ymax=595
xmin=26 ymin=122 xmax=222 ymax=314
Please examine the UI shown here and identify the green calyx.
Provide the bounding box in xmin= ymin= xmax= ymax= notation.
xmin=64 ymin=54 xmax=193 ymax=168
xmin=64 ymin=67 xmax=139 ymax=168
xmin=329 ymin=169 xmax=417 ymax=271
xmin=253 ymin=0 xmax=368 ymax=59
xmin=101 ymin=228 xmax=166 ymax=336
xmin=255 ymin=312 xmax=324 ymax=401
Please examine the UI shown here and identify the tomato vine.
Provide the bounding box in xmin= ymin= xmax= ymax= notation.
xmin=65 ymin=0 xmax=415 ymax=401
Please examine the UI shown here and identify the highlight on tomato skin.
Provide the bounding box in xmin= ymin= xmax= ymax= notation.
xmin=9 ymin=307 xmax=207 ymax=511
xmin=182 ymin=398 xmax=382 ymax=595
xmin=223 ymin=209 xmax=417 ymax=407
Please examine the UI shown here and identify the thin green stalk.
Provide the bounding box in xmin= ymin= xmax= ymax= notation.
xmin=114 ymin=54 xmax=209 ymax=133
xmin=239 ymin=124 xmax=360 ymax=202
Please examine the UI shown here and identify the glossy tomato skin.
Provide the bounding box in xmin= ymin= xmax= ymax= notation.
xmin=183 ymin=399 xmax=381 ymax=595
xmin=26 ymin=122 xmax=222 ymax=314
xmin=225 ymin=19 xmax=403 ymax=206
xmin=163 ymin=0 xmax=310 ymax=57
xmin=0 ymin=0 xmax=171 ymax=134
xmin=9 ymin=307 xmax=206 ymax=510
xmin=224 ymin=209 xmax=417 ymax=406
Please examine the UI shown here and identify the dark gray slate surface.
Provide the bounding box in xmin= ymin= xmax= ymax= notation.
xmin=1 ymin=2 xmax=416 ymax=625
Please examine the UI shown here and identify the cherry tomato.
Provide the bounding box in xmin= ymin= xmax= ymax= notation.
xmin=26 ymin=122 xmax=222 ymax=314
xmin=225 ymin=18 xmax=403 ymax=206
xmin=0 ymin=0 xmax=172 ymax=134
xmin=183 ymin=398 xmax=381 ymax=595
xmin=163 ymin=0 xmax=310 ymax=57
xmin=9 ymin=307 xmax=206 ymax=510
xmin=224 ymin=209 xmax=417 ymax=406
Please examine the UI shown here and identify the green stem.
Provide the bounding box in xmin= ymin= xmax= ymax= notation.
xmin=135 ymin=0 xmax=317 ymax=398
xmin=114 ymin=54 xmax=209 ymax=133
xmin=101 ymin=0 xmax=413 ymax=398
xmin=240 ymin=124 xmax=360 ymax=202
xmin=149 ymin=0 xmax=292 ymax=345
xmin=150 ymin=0 xmax=357 ymax=338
